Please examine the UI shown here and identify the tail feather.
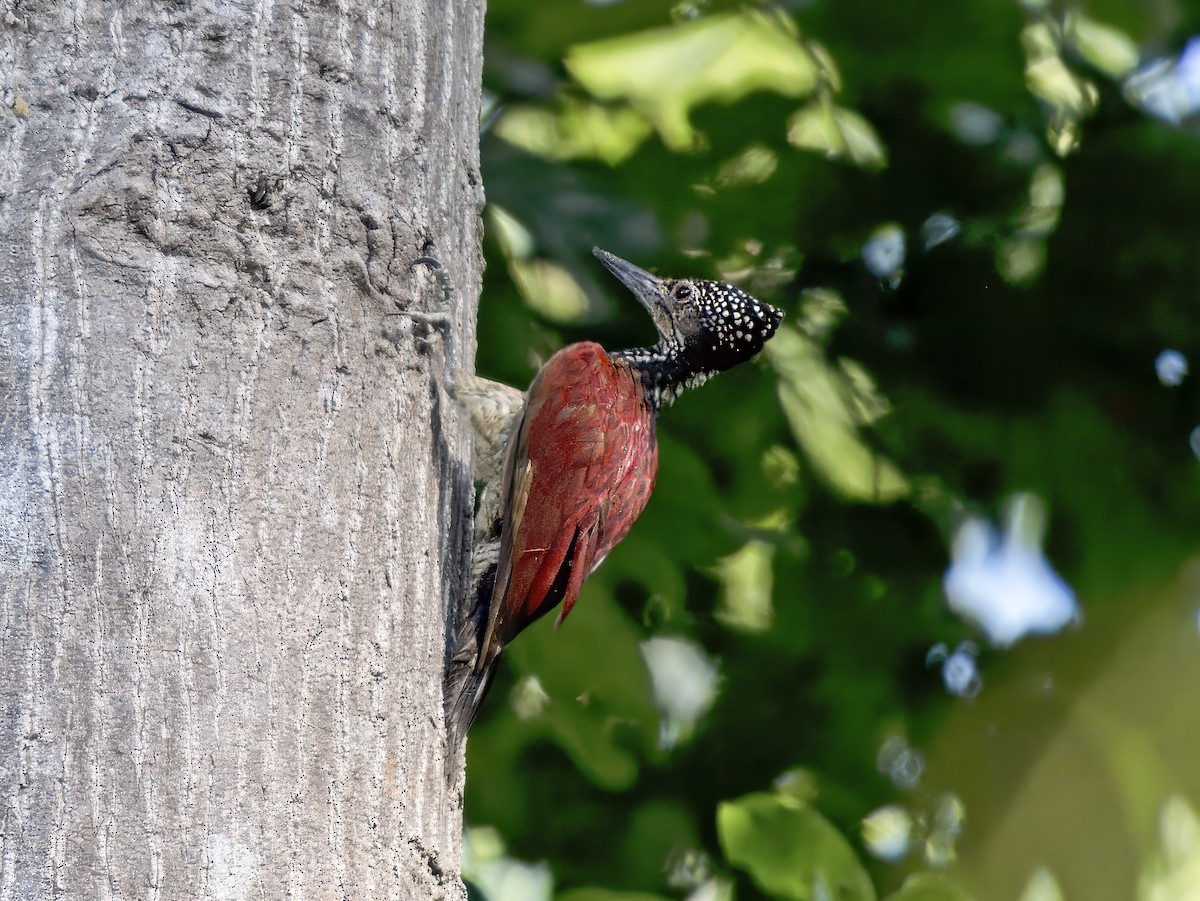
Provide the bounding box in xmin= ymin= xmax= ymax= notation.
xmin=444 ymin=553 xmax=501 ymax=758
xmin=444 ymin=630 xmax=499 ymax=757
xmin=444 ymin=599 xmax=500 ymax=757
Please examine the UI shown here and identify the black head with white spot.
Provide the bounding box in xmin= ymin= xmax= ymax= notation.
xmin=657 ymin=276 xmax=784 ymax=374
xmin=593 ymin=247 xmax=784 ymax=380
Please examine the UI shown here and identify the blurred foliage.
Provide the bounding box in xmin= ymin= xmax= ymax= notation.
xmin=464 ymin=1 xmax=1200 ymax=900
xmin=717 ymin=790 xmax=875 ymax=899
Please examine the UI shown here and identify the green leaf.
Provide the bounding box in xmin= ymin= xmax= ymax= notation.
xmin=507 ymin=588 xmax=658 ymax=789
xmin=787 ymin=99 xmax=887 ymax=168
xmin=509 ymin=258 xmax=590 ymax=323
xmin=1017 ymin=867 xmax=1064 ymax=901
xmin=1024 ymin=55 xmax=1097 ymax=115
xmin=766 ymin=325 xmax=909 ymax=503
xmin=557 ymin=890 xmax=671 ymax=901
xmin=717 ymin=792 xmax=876 ymax=901
xmin=714 ymin=144 xmax=780 ymax=187
xmin=1065 ymin=11 xmax=1139 ymax=78
xmin=495 ymin=100 xmax=655 ymax=166
xmin=566 ymin=10 xmax=817 ymax=150
xmin=488 ymin=204 xmax=591 ymax=321
xmin=713 ymin=539 xmax=775 ymax=633
xmin=884 ymin=873 xmax=973 ymax=901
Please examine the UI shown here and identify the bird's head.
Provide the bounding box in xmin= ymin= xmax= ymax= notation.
xmin=593 ymin=247 xmax=784 ymax=375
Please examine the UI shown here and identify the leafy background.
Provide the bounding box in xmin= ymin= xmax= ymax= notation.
xmin=461 ymin=1 xmax=1200 ymax=899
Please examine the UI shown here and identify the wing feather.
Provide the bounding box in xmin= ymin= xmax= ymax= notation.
xmin=480 ymin=343 xmax=657 ymax=662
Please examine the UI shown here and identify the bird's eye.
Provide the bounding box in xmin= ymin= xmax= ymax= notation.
xmin=674 ymin=284 xmax=693 ymax=300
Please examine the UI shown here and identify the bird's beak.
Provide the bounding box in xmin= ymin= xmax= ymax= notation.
xmin=592 ymin=247 xmax=668 ymax=320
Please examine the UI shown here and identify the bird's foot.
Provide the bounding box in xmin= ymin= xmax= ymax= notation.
xmin=411 ymin=255 xmax=455 ymax=308
xmin=385 ymin=252 xmax=460 ymax=396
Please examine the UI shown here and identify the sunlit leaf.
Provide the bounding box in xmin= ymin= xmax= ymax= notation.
xmin=1066 ymin=11 xmax=1139 ymax=78
xmin=1020 ymin=20 xmax=1061 ymax=61
xmin=510 ymin=674 xmax=550 ymax=721
xmin=1001 ymin=163 xmax=1063 ymax=280
xmin=786 ymin=102 xmax=842 ymax=157
xmin=566 ymin=10 xmax=817 ymax=149
xmin=805 ymin=38 xmax=843 ymax=93
xmin=1079 ymin=701 xmax=1175 ymax=849
xmin=839 ymin=359 xmax=893 ymax=425
xmin=557 ymin=890 xmax=671 ymax=901
xmin=1025 ymin=55 xmax=1097 ymax=115
xmin=717 ymin=792 xmax=876 ymax=901
xmin=510 ymin=258 xmax=589 ymax=323
xmin=1046 ymin=114 xmax=1082 ymax=156
xmin=797 ymin=287 xmax=848 ymax=340
xmin=713 ymin=539 xmax=775 ymax=633
xmin=787 ymin=99 xmax=888 ymax=168
xmin=1018 ymin=867 xmax=1064 ymax=901
xmin=682 ymin=879 xmax=734 ymax=901
xmin=883 ymin=872 xmax=971 ymax=901
xmin=714 ymin=144 xmax=779 ymax=187
xmin=488 ymin=205 xmax=591 ymax=322
xmin=496 ymin=100 xmax=655 ymax=166
xmin=1139 ymin=795 xmax=1200 ymax=900
xmin=1026 ymin=163 xmax=1064 ymax=224
xmin=490 ymin=204 xmax=536 ymax=260
xmin=762 ymin=444 xmax=801 ymax=489
xmin=998 ymin=236 xmax=1045 ymax=284
xmin=834 ymin=105 xmax=890 ymax=168
xmin=766 ymin=325 xmax=909 ymax=503
xmin=1161 ymin=796 xmax=1200 ymax=864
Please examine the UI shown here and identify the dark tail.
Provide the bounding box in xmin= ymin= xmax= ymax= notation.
xmin=444 ymin=619 xmax=500 ymax=759
xmin=446 ymin=461 xmax=509 ymax=763
xmin=444 ymin=556 xmax=501 ymax=760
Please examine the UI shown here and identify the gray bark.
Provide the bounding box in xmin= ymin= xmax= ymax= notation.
xmin=0 ymin=1 xmax=482 ymax=897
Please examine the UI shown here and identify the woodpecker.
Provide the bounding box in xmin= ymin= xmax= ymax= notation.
xmin=446 ymin=247 xmax=784 ymax=749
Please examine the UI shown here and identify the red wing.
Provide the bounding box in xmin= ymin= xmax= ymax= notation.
xmin=484 ymin=343 xmax=657 ymax=654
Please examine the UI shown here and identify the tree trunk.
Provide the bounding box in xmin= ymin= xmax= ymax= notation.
xmin=0 ymin=1 xmax=482 ymax=897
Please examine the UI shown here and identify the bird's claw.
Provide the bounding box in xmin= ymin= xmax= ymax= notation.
xmin=386 ymin=252 xmax=461 ymax=396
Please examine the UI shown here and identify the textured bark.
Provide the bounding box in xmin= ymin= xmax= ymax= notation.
xmin=0 ymin=1 xmax=482 ymax=897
